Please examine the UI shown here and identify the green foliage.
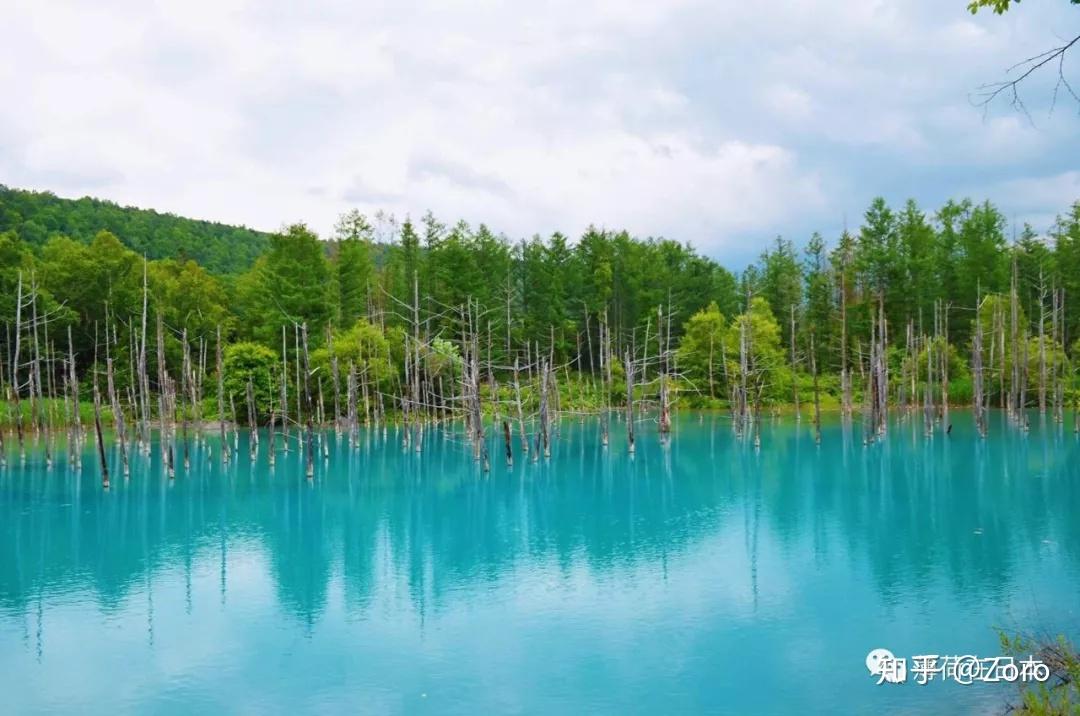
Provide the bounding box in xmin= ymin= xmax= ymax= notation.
xmin=909 ymin=336 xmax=972 ymax=384
xmin=967 ymin=294 xmax=1071 ymax=395
xmin=948 ymin=376 xmax=975 ymax=405
xmin=970 ymin=0 xmax=1080 ymax=13
xmin=333 ymin=210 xmax=375 ymax=325
xmin=758 ymin=236 xmax=802 ymax=348
xmin=38 ymin=231 xmax=139 ymax=356
xmin=0 ymin=398 xmax=114 ymax=429
xmin=725 ymin=297 xmax=791 ymax=402
xmin=897 ymin=199 xmax=938 ymax=323
xmin=313 ymin=319 xmax=400 ymax=392
xmin=149 ymin=259 xmax=231 ymax=341
xmin=0 ymin=185 xmax=268 ymax=273
xmin=236 ymin=223 xmax=333 ymax=345
xmin=999 ymin=632 xmax=1080 ymax=714
xmin=0 ymin=231 xmax=58 ymax=325
xmin=222 ymin=342 xmax=278 ymax=423
xmin=968 ymin=0 xmax=1016 ymax=13
xmin=423 ymin=337 xmax=464 ymax=378
xmin=677 ymin=302 xmax=726 ymax=396
xmin=1052 ymin=203 xmax=1080 ymax=344
xmin=803 ymin=232 xmax=835 ymax=371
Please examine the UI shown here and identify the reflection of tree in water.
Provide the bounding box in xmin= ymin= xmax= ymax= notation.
xmin=748 ymin=412 xmax=1080 ymax=606
xmin=266 ymin=478 xmax=333 ymax=633
xmin=0 ymin=414 xmax=1077 ymax=628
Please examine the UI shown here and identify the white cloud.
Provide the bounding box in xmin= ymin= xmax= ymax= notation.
xmin=762 ymin=85 xmax=814 ymax=121
xmin=1 ymin=0 xmax=1077 ymax=255
xmin=980 ymin=170 xmax=1080 ymax=231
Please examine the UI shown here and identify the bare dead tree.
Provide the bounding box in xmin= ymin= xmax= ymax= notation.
xmin=810 ymin=329 xmax=821 ymax=445
xmin=246 ymin=377 xmax=258 ymax=462
xmin=624 ymin=349 xmax=635 ymax=454
xmin=972 ymin=31 xmax=1080 ymax=121
xmin=301 ymin=322 xmax=315 ymax=479
xmin=790 ymin=304 xmax=800 ymax=421
xmin=179 ymin=330 xmax=192 ymax=470
xmin=1039 ymin=270 xmax=1048 ymax=415
xmin=513 ymin=357 xmax=528 ymax=454
xmin=281 ymin=325 xmax=290 ymax=451
xmin=327 ymin=323 xmax=341 ymax=431
xmin=11 ymin=274 xmax=25 ymax=458
xmin=105 ymin=316 xmax=129 ymax=476
xmin=156 ymin=313 xmax=174 ymax=477
xmin=973 ymin=294 xmax=988 ymax=438
xmin=138 ymin=259 xmax=152 ymax=451
xmin=502 ymin=419 xmax=513 ymax=466
xmin=217 ymin=327 xmax=230 ymax=464
xmin=938 ymin=300 xmax=948 ymax=434
xmin=267 ymin=365 xmax=277 ymax=466
xmin=658 ymin=305 xmax=671 ymax=435
xmin=92 ymin=382 xmax=109 ymax=490
xmin=839 ymin=265 xmax=852 ymax=418
xmin=67 ymin=326 xmax=81 ymax=469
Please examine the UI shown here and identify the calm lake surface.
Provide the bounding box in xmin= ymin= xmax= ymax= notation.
xmin=1 ymin=412 xmax=1078 ymax=715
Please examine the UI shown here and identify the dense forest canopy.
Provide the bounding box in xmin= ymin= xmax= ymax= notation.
xmin=2 ymin=185 xmax=1080 ymax=411
xmin=0 ymin=185 xmax=270 ymax=274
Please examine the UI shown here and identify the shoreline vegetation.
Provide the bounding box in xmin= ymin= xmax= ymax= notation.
xmin=0 ymin=185 xmax=1079 ymax=480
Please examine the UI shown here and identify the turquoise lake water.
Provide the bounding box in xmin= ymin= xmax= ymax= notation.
xmin=1 ymin=412 xmax=1078 ymax=715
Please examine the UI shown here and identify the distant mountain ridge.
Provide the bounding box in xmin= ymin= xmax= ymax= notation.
xmin=0 ymin=185 xmax=271 ymax=274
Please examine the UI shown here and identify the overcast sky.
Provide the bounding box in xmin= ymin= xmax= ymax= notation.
xmin=2 ymin=0 xmax=1078 ymax=264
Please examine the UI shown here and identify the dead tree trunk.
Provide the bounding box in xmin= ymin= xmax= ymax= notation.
xmin=246 ymin=378 xmax=258 ymax=462
xmin=216 ymin=327 xmax=230 ymax=463
xmin=294 ymin=324 xmax=303 ymax=434
xmin=1052 ymin=287 xmax=1064 ymax=424
xmin=810 ymin=330 xmax=821 ymax=445
xmin=281 ymin=325 xmax=290 ymax=451
xmin=624 ymin=349 xmax=635 ymax=454
xmin=195 ymin=337 xmax=206 ymax=447
xmin=840 ymin=268 xmax=851 ymax=418
xmin=156 ymin=314 xmax=174 ymax=477
xmin=346 ymin=363 xmax=359 ymax=448
xmin=30 ymin=277 xmax=45 ymax=450
xmin=328 ymin=324 xmax=341 ymax=431
xmin=924 ymin=331 xmax=934 ymax=437
xmin=105 ymin=318 xmax=129 ymax=476
xmin=738 ymin=315 xmax=750 ymax=436
xmin=790 ymin=304 xmax=800 ymax=421
xmin=603 ymin=309 xmax=613 ymax=445
xmin=658 ymin=305 xmax=671 ymax=435
xmin=67 ymin=326 xmax=81 ymax=469
xmin=538 ymin=358 xmax=550 ymax=458
xmin=180 ymin=329 xmax=192 ymax=470
xmin=93 ymin=382 xmax=109 ymax=489
xmin=229 ymin=392 xmax=239 ymax=451
xmin=940 ymin=301 xmax=949 ymax=432
xmin=12 ymin=273 xmax=24 ymax=457
xmin=973 ymin=295 xmax=987 ymax=438
xmin=301 ymin=322 xmax=315 ymax=479
xmin=1039 ymin=271 xmax=1047 ymax=415
xmin=513 ymin=357 xmax=527 ymax=454
xmin=1010 ymin=256 xmax=1020 ymax=422
xmin=267 ymin=366 xmax=277 ymax=466
xmin=138 ymin=259 xmax=152 ymax=450
xmin=1019 ymin=325 xmax=1029 ymax=430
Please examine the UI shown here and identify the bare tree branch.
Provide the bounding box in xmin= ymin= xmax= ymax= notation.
xmin=971 ymin=32 xmax=1080 ymax=122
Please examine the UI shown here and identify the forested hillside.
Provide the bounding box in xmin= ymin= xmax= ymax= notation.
xmin=0 ymin=186 xmax=269 ymax=273
xmin=1 ymin=189 xmax=1079 ymax=422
